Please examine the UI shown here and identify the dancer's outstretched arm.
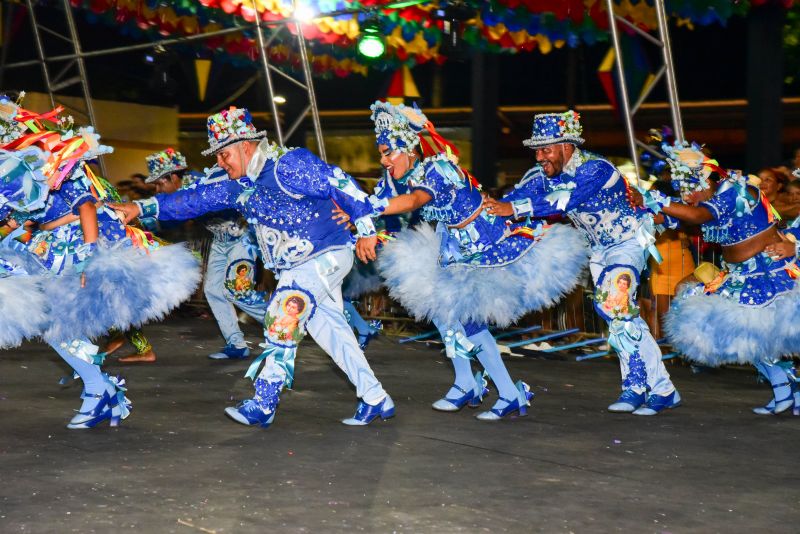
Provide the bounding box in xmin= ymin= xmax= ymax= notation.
xmin=382 ymin=190 xmax=432 ymax=215
xmin=109 ymin=179 xmax=240 ymax=224
xmin=658 ymin=202 xmax=714 ymax=225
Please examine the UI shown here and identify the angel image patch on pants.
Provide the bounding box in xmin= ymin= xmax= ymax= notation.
xmin=263 ymin=286 xmax=316 ymax=349
xmin=225 ymin=259 xmax=257 ymax=297
xmin=594 ymin=264 xmax=640 ymax=323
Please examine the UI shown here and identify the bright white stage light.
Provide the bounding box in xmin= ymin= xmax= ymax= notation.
xmin=273 ymin=95 xmax=287 ymax=105
xmin=294 ymin=4 xmax=316 ymax=23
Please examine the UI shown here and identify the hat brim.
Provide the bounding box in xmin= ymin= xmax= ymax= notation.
xmin=201 ymin=131 xmax=268 ymax=156
xmin=75 ymin=145 xmax=115 ymax=163
xmin=145 ymin=166 xmax=187 ymax=183
xmin=522 ymin=136 xmax=584 ymax=149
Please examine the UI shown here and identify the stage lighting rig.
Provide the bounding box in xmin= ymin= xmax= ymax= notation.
xmin=357 ymin=17 xmax=386 ymax=60
xmin=433 ymin=1 xmax=476 ymax=56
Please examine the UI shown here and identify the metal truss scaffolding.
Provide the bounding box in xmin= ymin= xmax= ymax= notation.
xmin=3 ymin=0 xmax=327 ymax=162
xmin=23 ymin=0 xmax=105 ymax=173
xmin=604 ymin=0 xmax=685 ymax=184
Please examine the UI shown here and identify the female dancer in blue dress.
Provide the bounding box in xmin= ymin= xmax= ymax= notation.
xmin=359 ymin=101 xmax=590 ymax=420
xmin=643 ymin=142 xmax=800 ymax=415
xmin=0 ymin=100 xmax=200 ymax=428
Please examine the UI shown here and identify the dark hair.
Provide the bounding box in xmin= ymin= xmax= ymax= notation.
xmin=618 ymin=273 xmax=632 ymax=286
xmin=785 ymin=179 xmax=800 ymax=191
xmin=759 ymin=167 xmax=790 ymax=191
xmin=130 ymin=173 xmax=147 ymax=182
xmin=286 ymin=296 xmax=306 ymax=313
xmin=236 ymin=264 xmax=249 ymax=274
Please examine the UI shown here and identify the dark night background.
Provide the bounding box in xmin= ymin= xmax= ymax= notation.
xmin=1 ymin=4 xmax=797 ymax=174
xmin=1 ymin=7 xmax=760 ymax=111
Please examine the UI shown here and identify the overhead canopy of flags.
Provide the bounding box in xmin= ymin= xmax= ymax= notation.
xmin=68 ymin=0 xmax=795 ymax=78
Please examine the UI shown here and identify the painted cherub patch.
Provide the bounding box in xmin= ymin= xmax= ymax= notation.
xmin=263 ymin=286 xmax=316 ymax=349
xmin=594 ymin=264 xmax=640 ymax=322
xmin=225 ymin=259 xmax=257 ymax=297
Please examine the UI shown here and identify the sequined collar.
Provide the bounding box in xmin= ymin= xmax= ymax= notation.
xmin=247 ymin=138 xmax=290 ymax=180
xmin=396 ymin=158 xmax=424 ymax=186
xmin=562 ymin=148 xmax=588 ymax=177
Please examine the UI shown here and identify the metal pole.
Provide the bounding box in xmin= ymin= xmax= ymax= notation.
xmin=25 ymin=0 xmax=55 ymax=108
xmin=605 ymin=0 xmax=641 ymax=184
xmin=293 ymin=4 xmax=325 ymax=160
xmin=653 ymin=0 xmax=684 ymax=143
xmin=2 ymin=26 xmax=246 ymax=68
xmin=62 ymin=0 xmax=105 ymax=175
xmin=251 ymin=0 xmax=283 ymax=144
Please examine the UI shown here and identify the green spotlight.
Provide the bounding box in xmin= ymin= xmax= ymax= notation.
xmin=357 ymin=20 xmax=385 ymax=59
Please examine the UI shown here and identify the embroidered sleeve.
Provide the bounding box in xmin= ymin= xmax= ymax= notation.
xmin=276 ymin=149 xmax=376 ymax=236
xmin=139 ymin=180 xmax=240 ymax=221
xmin=410 ymin=159 xmax=463 ymax=209
xmin=699 ymin=186 xmax=738 ymax=223
xmin=660 ymin=213 xmax=682 ymax=230
xmin=373 ymin=172 xmax=396 ymax=200
xmin=59 ymin=179 xmax=96 ymax=215
xmin=502 ymin=159 xmax=614 ymax=218
xmin=502 ymin=166 xmax=549 ymax=203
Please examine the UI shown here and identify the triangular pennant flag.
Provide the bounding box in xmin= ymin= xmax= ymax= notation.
xmin=385 ymin=68 xmax=405 ymax=100
xmin=402 ymin=65 xmax=420 ymax=98
xmin=597 ymin=34 xmax=655 ymax=118
xmin=195 ymin=59 xmax=212 ymax=101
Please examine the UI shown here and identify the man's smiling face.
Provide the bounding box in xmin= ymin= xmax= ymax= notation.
xmin=535 ymin=143 xmax=574 ymax=177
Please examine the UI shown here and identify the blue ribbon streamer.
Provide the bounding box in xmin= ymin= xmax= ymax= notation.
xmin=442 ymin=329 xmax=481 ymax=360
xmin=245 ymin=345 xmax=297 ymax=389
xmin=607 ymin=320 xmax=644 ymax=356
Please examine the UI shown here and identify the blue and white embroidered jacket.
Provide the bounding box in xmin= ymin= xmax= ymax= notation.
xmin=698 ymin=181 xmax=775 ymax=246
xmin=137 ymin=141 xmax=376 ymax=273
xmin=502 ymin=149 xmax=651 ymax=250
xmin=401 ymin=153 xmax=539 ymax=267
xmin=22 ymin=169 xmax=127 ymax=273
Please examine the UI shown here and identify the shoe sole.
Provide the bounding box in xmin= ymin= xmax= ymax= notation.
xmin=632 ymin=402 xmax=682 ymax=416
xmin=607 ymin=405 xmax=638 ymax=413
xmin=224 ymin=407 xmax=254 ymax=426
xmin=342 ymin=408 xmax=395 ymax=426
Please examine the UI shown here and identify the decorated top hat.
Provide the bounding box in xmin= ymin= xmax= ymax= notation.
xmin=522 ymin=110 xmax=584 ymax=149
xmin=201 ymin=106 xmax=267 ymax=156
xmin=145 ymin=148 xmax=187 ymax=183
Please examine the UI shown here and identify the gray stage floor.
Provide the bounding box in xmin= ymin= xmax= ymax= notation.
xmin=0 ymin=316 xmax=798 ymax=533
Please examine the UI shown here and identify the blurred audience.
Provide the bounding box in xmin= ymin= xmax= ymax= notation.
xmin=130 ymin=172 xmax=156 ymax=197
xmin=758 ymin=167 xmax=799 ymax=221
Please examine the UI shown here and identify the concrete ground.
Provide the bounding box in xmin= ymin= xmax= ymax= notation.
xmin=0 ymin=315 xmax=798 ymax=533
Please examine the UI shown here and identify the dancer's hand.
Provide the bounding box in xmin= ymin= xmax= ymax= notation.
xmin=332 ymin=206 xmax=351 ymax=226
xmin=628 ymin=187 xmax=644 ymax=208
xmin=483 ymin=197 xmax=514 ymax=217
xmin=107 ymin=202 xmax=140 ymax=224
xmin=81 ymin=273 xmax=86 ymax=289
xmin=764 ymin=233 xmax=795 ymax=260
xmin=356 ymin=235 xmax=378 ymax=263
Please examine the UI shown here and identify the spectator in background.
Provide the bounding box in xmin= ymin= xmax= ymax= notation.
xmin=115 ymin=180 xmax=136 ymax=201
xmin=130 ymin=172 xmax=156 ymax=198
xmin=758 ymin=167 xmax=799 ymax=221
xmin=783 ymin=179 xmax=800 ymax=226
